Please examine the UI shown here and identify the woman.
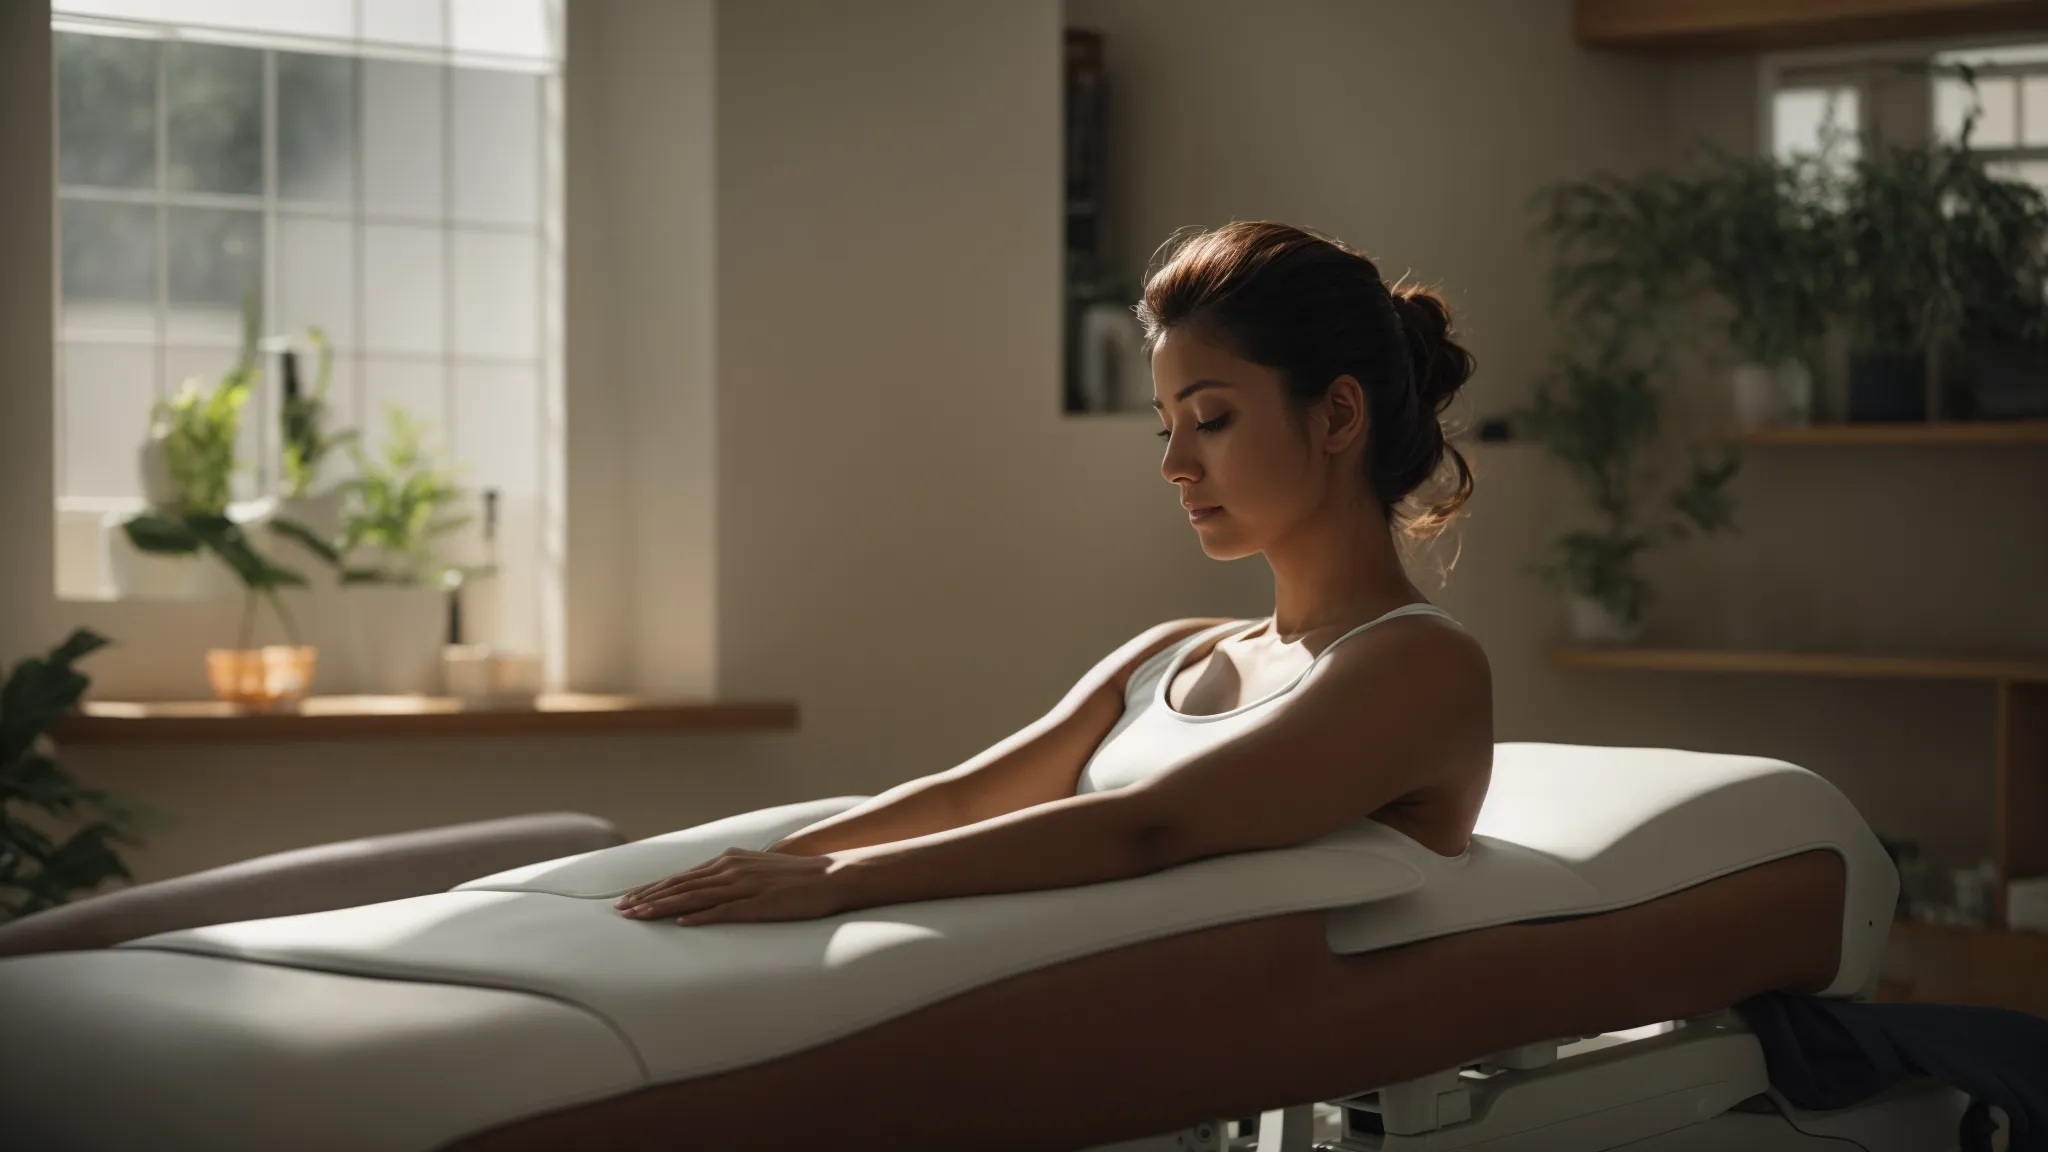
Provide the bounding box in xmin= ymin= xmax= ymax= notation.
xmin=616 ymin=221 xmax=1493 ymax=926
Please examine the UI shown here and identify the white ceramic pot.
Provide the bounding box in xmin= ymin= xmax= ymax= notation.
xmin=1566 ymin=594 xmax=1642 ymax=646
xmin=1775 ymin=360 xmax=1814 ymax=426
xmin=1730 ymin=363 xmax=1782 ymax=429
xmin=273 ymin=490 xmax=347 ymax=545
xmin=1731 ymin=360 xmax=1814 ymax=429
xmin=101 ymin=510 xmax=240 ymax=600
xmin=136 ymin=439 xmax=180 ymax=509
xmin=1077 ymin=301 xmax=1151 ymax=413
xmin=339 ymin=584 xmax=450 ymax=696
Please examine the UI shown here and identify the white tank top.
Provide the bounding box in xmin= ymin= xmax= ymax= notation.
xmin=1073 ymin=603 xmax=1460 ymax=796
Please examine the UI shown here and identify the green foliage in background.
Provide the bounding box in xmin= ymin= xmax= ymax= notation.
xmin=122 ymin=293 xmax=307 ymax=649
xmin=0 ymin=630 xmax=152 ymax=921
xmin=1517 ymin=351 xmax=1739 ymax=626
xmin=145 ymin=293 xmax=261 ymax=518
xmin=1528 ymin=162 xmax=1752 ymax=627
xmin=277 ymin=405 xmax=478 ymax=589
xmin=1939 ymin=69 xmax=2048 ymax=353
xmin=1531 ymin=165 xmax=1704 ymax=356
xmin=1686 ymin=146 xmax=1846 ymax=366
xmin=1839 ymin=142 xmax=1964 ymax=357
xmin=280 ymin=327 xmax=358 ymax=500
xmin=1534 ymin=142 xmax=1846 ymax=369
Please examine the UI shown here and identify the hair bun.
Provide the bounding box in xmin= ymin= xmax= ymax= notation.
xmin=1389 ymin=286 xmax=1474 ymax=412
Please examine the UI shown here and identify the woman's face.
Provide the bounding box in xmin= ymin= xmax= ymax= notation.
xmin=1152 ymin=326 xmax=1366 ymax=559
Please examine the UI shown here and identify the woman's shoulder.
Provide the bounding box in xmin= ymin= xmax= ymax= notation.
xmin=1310 ymin=607 xmax=1492 ymax=718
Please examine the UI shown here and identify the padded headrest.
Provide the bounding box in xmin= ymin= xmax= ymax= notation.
xmin=1479 ymin=743 xmax=1898 ymax=998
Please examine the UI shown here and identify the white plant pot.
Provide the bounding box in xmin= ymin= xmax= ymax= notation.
xmin=1567 ymin=595 xmax=1642 ymax=646
xmin=339 ymin=584 xmax=449 ymax=696
xmin=273 ymin=490 xmax=347 ymax=545
xmin=136 ymin=439 xmax=180 ymax=509
xmin=101 ymin=510 xmax=240 ymax=600
xmin=1730 ymin=360 xmax=1814 ymax=429
xmin=1775 ymin=359 xmax=1814 ymax=426
xmin=1730 ymin=363 xmax=1781 ymax=429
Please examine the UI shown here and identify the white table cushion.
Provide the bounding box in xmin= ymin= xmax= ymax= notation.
xmin=0 ymin=950 xmax=642 ymax=1152
xmin=125 ymin=816 xmax=1428 ymax=1083
xmin=1327 ymin=744 xmax=1899 ymax=999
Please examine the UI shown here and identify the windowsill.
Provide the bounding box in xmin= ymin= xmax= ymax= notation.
xmin=49 ymin=694 xmax=799 ymax=745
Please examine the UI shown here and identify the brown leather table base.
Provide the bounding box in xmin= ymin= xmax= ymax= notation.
xmin=446 ymin=850 xmax=1846 ymax=1152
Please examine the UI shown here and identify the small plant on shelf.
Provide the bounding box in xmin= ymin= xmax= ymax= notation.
xmin=0 ymin=629 xmax=151 ymax=920
xmin=121 ymin=296 xmax=315 ymax=707
xmin=1517 ymin=345 xmax=1740 ymax=644
xmin=1529 ymin=166 xmax=1742 ymax=642
xmin=279 ymin=404 xmax=480 ymax=590
xmin=1938 ymin=68 xmax=2048 ymax=420
xmin=278 ymin=326 xmax=358 ymax=501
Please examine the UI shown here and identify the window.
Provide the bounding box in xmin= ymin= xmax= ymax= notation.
xmin=1772 ymin=85 xmax=1860 ymax=166
xmin=1765 ymin=37 xmax=2048 ymax=200
xmin=51 ymin=0 xmax=562 ymax=663
xmin=1931 ymin=44 xmax=2048 ymax=189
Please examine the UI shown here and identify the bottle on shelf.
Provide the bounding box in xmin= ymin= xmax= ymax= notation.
xmin=442 ymin=488 xmax=505 ymax=703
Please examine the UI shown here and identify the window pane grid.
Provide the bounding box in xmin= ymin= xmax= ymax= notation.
xmin=54 ymin=5 xmax=558 ymax=661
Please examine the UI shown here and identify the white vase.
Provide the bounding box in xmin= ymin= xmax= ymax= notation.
xmin=273 ymin=490 xmax=347 ymax=544
xmin=1077 ymin=301 xmax=1151 ymax=413
xmin=339 ymin=584 xmax=450 ymax=696
xmin=1566 ymin=595 xmax=1642 ymax=646
xmin=101 ymin=510 xmax=240 ymax=600
xmin=1730 ymin=363 xmax=1781 ymax=429
xmin=136 ymin=439 xmax=180 ymax=509
xmin=1731 ymin=360 xmax=1814 ymax=429
xmin=1775 ymin=359 xmax=1814 ymax=426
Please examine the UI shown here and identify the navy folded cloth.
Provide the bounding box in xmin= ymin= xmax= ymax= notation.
xmin=1736 ymin=991 xmax=2048 ymax=1152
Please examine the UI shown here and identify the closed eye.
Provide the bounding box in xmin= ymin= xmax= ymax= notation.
xmin=1156 ymin=415 xmax=1232 ymax=440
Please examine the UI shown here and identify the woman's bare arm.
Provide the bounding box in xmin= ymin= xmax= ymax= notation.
xmin=766 ymin=618 xmax=1231 ymax=856
xmin=829 ymin=619 xmax=1490 ymax=906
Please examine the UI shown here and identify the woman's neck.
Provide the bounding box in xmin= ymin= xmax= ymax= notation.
xmin=1261 ymin=501 xmax=1420 ymax=642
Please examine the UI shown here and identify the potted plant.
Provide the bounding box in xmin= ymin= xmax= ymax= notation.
xmin=1531 ymin=164 xmax=1703 ymax=359
xmin=110 ymin=328 xmax=252 ymax=602
xmin=279 ymin=404 xmax=477 ymax=695
xmin=1686 ymin=146 xmax=1843 ymax=428
xmin=120 ymin=301 xmax=317 ymax=709
xmin=275 ymin=325 xmax=358 ymax=539
xmin=1 ymin=629 xmax=149 ymax=920
xmin=1518 ymin=348 xmax=1740 ymax=644
xmin=1939 ymin=82 xmax=2048 ymax=420
xmin=1837 ymin=142 xmax=1963 ymax=421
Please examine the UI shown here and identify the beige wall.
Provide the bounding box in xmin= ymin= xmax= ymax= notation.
xmin=2 ymin=0 xmax=2034 ymax=886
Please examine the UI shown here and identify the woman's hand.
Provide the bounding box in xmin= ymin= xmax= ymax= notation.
xmin=613 ymin=848 xmax=854 ymax=926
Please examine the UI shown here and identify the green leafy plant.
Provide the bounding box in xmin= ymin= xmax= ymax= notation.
xmin=145 ymin=296 xmax=261 ymax=518
xmin=1945 ymin=157 xmax=2048 ymax=350
xmin=122 ymin=293 xmax=308 ymax=649
xmin=1838 ymin=141 xmax=1965 ymax=357
xmin=285 ymin=405 xmax=475 ymax=587
xmin=279 ymin=327 xmax=358 ymax=499
xmin=1531 ymin=164 xmax=1706 ymax=356
xmin=1517 ymin=349 xmax=1740 ymax=627
xmin=1529 ymin=165 xmax=1745 ymax=630
xmin=1 ymin=629 xmax=151 ymax=920
xmin=1685 ymin=145 xmax=1846 ymax=367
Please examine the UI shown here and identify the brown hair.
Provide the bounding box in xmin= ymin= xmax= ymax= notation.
xmin=1136 ymin=221 xmax=1475 ymax=540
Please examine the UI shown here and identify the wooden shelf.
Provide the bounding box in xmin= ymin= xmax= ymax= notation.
xmin=1879 ymin=919 xmax=2048 ymax=1018
xmin=1550 ymin=645 xmax=2048 ymax=683
xmin=49 ymin=694 xmax=800 ymax=745
xmin=1737 ymin=420 xmax=2048 ymax=446
xmin=1577 ymin=0 xmax=2048 ymax=53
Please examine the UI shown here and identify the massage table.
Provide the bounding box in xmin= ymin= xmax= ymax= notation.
xmin=0 ymin=743 xmax=1968 ymax=1151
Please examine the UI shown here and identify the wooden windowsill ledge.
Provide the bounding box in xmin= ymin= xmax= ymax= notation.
xmin=49 ymin=694 xmax=800 ymax=745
